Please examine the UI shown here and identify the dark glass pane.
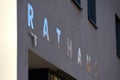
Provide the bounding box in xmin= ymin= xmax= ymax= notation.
xmin=73 ymin=0 xmax=81 ymax=9
xmin=88 ymin=0 xmax=96 ymax=24
xmin=75 ymin=0 xmax=80 ymax=5
xmin=116 ymin=16 xmax=120 ymax=58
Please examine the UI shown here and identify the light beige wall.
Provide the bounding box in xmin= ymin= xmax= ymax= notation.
xmin=0 ymin=0 xmax=17 ymax=80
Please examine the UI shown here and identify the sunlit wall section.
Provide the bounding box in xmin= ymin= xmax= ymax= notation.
xmin=0 ymin=0 xmax=17 ymax=80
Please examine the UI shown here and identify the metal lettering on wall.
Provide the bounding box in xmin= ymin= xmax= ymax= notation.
xmin=28 ymin=3 xmax=34 ymax=29
xmin=27 ymin=3 xmax=99 ymax=79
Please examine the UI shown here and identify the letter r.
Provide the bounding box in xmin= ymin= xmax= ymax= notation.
xmin=28 ymin=3 xmax=34 ymax=29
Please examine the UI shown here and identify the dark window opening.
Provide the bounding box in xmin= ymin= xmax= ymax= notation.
xmin=29 ymin=69 xmax=76 ymax=80
xmin=88 ymin=0 xmax=97 ymax=29
xmin=72 ymin=0 xmax=81 ymax=9
xmin=115 ymin=15 xmax=120 ymax=59
xmin=29 ymin=51 xmax=76 ymax=80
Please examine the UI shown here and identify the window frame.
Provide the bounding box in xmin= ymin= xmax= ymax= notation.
xmin=72 ymin=0 xmax=82 ymax=10
xmin=88 ymin=0 xmax=97 ymax=29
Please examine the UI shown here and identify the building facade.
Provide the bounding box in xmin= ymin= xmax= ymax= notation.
xmin=0 ymin=0 xmax=120 ymax=80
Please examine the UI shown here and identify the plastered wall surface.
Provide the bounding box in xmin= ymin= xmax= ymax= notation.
xmin=0 ymin=0 xmax=17 ymax=80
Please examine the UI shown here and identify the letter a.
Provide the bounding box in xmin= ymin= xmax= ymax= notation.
xmin=43 ymin=18 xmax=49 ymax=41
xmin=78 ymin=48 xmax=82 ymax=66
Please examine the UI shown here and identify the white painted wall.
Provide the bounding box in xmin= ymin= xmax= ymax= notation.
xmin=0 ymin=0 xmax=17 ymax=80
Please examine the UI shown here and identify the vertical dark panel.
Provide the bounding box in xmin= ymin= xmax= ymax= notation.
xmin=116 ymin=15 xmax=120 ymax=59
xmin=92 ymin=0 xmax=96 ymax=23
xmin=75 ymin=0 xmax=80 ymax=5
xmin=88 ymin=0 xmax=96 ymax=24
